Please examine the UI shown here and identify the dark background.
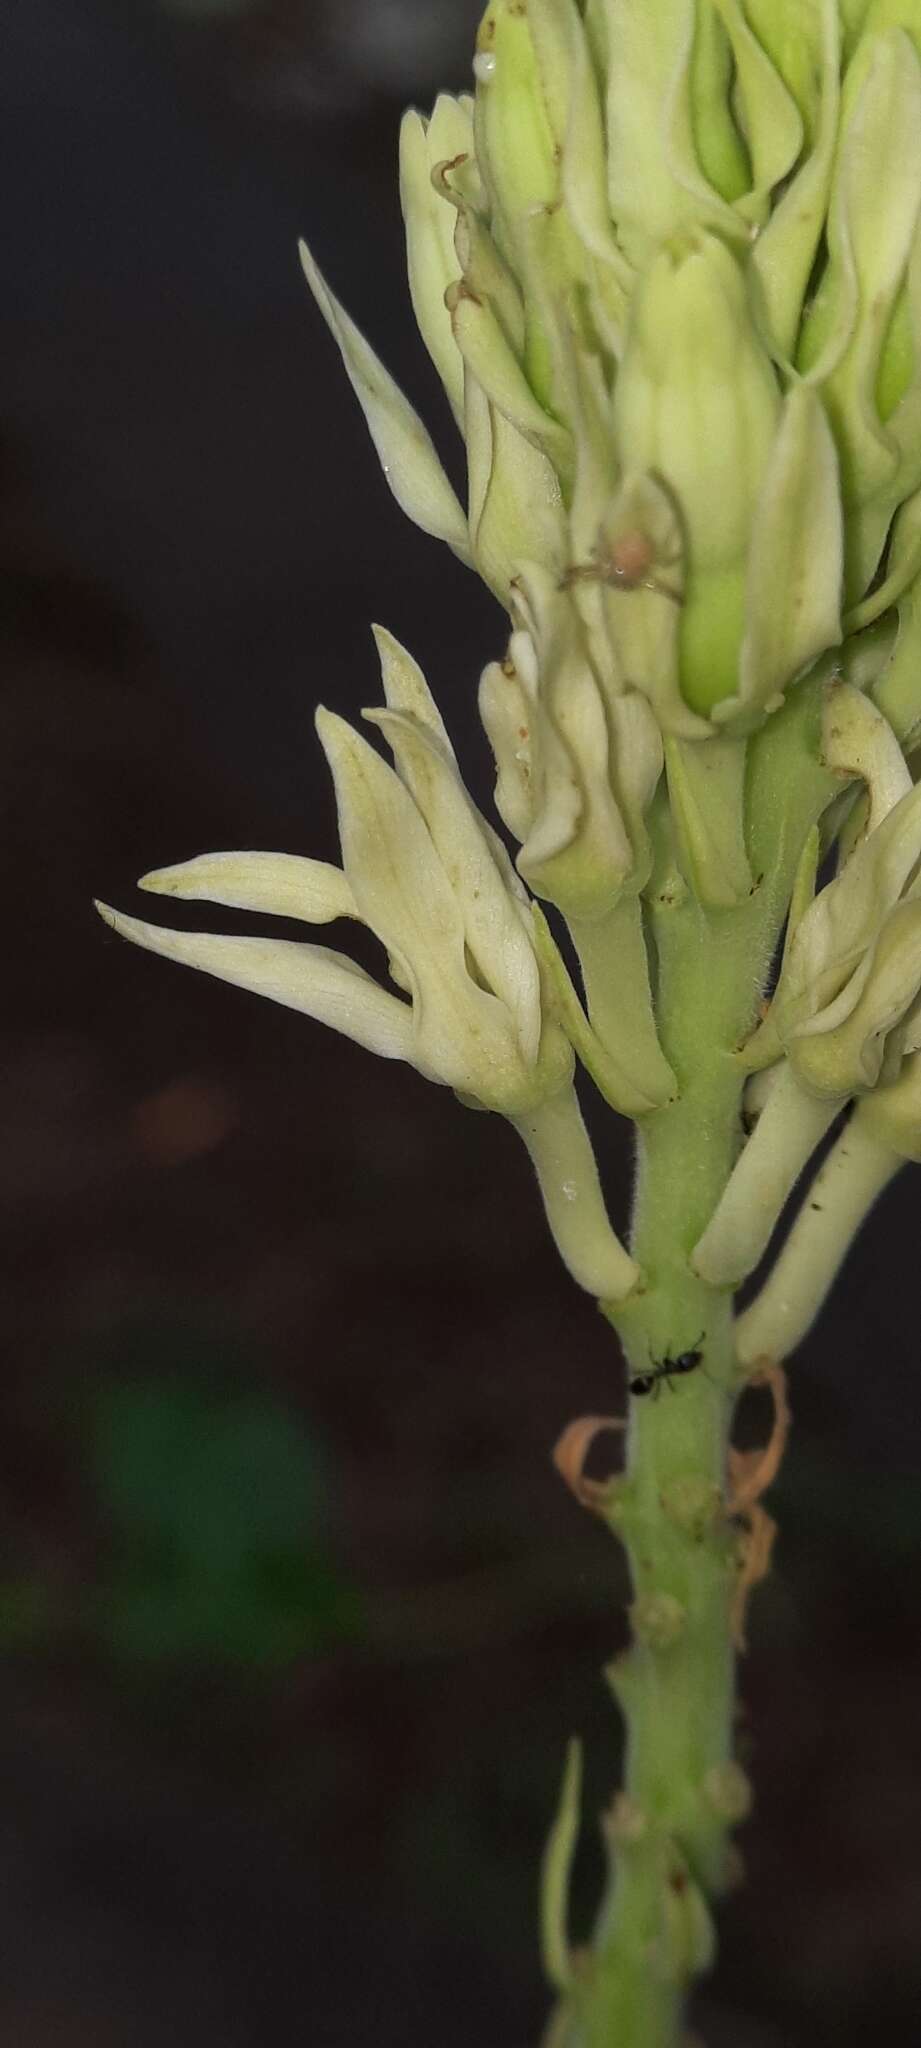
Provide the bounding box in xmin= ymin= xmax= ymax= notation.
xmin=2 ymin=2 xmax=920 ymax=2041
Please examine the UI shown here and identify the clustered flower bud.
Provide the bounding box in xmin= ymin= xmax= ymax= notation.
xmin=97 ymin=1 xmax=921 ymax=1324
xmin=297 ymin=0 xmax=921 ymax=921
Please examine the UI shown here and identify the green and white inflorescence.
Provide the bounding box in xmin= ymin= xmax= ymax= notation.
xmin=96 ymin=6 xmax=921 ymax=2039
xmin=99 ymin=0 xmax=921 ymax=1358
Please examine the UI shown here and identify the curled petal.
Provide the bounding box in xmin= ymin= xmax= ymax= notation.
xmin=821 ymin=682 xmax=912 ymax=838
xmin=95 ymin=905 xmax=415 ymax=1063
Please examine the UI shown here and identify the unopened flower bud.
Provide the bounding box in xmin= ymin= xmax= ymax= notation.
xmin=613 ymin=235 xmax=779 ymax=719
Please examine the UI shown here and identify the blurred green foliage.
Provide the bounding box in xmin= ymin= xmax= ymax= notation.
xmin=0 ymin=1319 xmax=363 ymax=1678
xmin=90 ymin=1374 xmax=363 ymax=1670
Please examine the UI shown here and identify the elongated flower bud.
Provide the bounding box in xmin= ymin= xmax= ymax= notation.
xmin=613 ymin=233 xmax=778 ymax=719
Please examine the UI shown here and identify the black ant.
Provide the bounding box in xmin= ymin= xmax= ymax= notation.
xmin=629 ymin=1338 xmax=705 ymax=1400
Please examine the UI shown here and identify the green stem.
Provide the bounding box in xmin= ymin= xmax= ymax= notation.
xmin=568 ymin=910 xmax=764 ymax=2048
xmin=553 ymin=683 xmax=836 ymax=2048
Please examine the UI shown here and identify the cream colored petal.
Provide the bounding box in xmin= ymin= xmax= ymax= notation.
xmin=95 ymin=904 xmax=415 ymax=1062
xmin=465 ymin=374 xmax=566 ymax=602
xmin=364 ymin=704 xmax=542 ymax=1065
xmin=298 ymin=238 xmax=472 ymax=562
xmin=792 ymin=898 xmax=921 ymax=1097
xmin=511 ymin=1085 xmax=641 ymax=1302
xmin=693 ymin=1064 xmax=841 ymax=1288
xmin=139 ymin=851 xmax=357 ymax=924
xmin=479 ymin=652 xmax=537 ymax=845
xmin=513 ymin=566 xmax=633 ymax=917
xmin=315 ymin=707 xmax=467 ymax=980
xmin=371 ymin=625 xmax=454 ymax=755
xmin=734 ymin=1118 xmax=901 ymax=1369
xmin=772 ymin=779 xmax=921 ymax=1039
xmin=399 ymin=104 xmax=466 ymax=428
xmin=315 ymin=708 xmax=527 ymax=1098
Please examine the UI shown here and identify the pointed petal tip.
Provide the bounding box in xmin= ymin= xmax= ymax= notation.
xmin=137 ymin=867 xmax=171 ymax=895
xmin=315 ymin=704 xmax=363 ymax=771
xmin=298 ymin=237 xmax=329 ymax=305
xmin=315 ymin=703 xmax=350 ymax=746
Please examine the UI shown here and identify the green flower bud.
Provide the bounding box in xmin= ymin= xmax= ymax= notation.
xmin=612 ymin=233 xmax=781 ymax=718
xmin=474 ymin=0 xmax=584 ymax=410
xmin=797 ymin=19 xmax=921 ymax=598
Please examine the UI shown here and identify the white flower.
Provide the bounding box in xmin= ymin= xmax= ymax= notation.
xmin=96 ymin=626 xmax=641 ymax=1305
